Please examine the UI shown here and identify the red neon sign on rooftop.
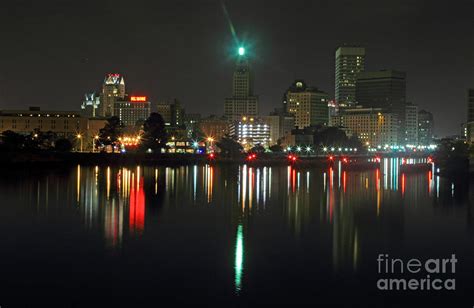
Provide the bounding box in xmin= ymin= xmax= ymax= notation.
xmin=130 ymin=96 xmax=147 ymax=102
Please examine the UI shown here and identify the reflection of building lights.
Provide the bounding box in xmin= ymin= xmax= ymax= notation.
xmin=234 ymin=224 xmax=244 ymax=293
xmin=129 ymin=175 xmax=145 ymax=235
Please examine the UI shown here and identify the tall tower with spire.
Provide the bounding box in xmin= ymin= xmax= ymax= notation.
xmin=100 ymin=73 xmax=126 ymax=117
xmin=224 ymin=47 xmax=258 ymax=121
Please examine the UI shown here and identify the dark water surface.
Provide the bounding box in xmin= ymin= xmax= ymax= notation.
xmin=0 ymin=160 xmax=473 ymax=307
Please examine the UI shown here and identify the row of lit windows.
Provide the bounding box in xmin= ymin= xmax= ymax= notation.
xmin=8 ymin=113 xmax=78 ymax=118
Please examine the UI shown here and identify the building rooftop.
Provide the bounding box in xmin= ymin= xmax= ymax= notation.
xmin=0 ymin=107 xmax=82 ymax=117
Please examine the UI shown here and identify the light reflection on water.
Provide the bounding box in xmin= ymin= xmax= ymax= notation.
xmin=0 ymin=157 xmax=471 ymax=300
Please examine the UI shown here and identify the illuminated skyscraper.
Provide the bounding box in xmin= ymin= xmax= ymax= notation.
xmin=100 ymin=73 xmax=125 ymax=117
xmin=224 ymin=48 xmax=258 ymax=121
xmin=335 ymin=46 xmax=365 ymax=106
xmin=355 ymin=69 xmax=407 ymax=142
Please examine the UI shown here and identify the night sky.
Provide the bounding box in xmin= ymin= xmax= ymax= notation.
xmin=0 ymin=0 xmax=472 ymax=136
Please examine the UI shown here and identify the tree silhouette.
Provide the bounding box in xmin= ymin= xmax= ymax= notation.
xmin=140 ymin=113 xmax=168 ymax=152
xmin=269 ymin=144 xmax=283 ymax=152
xmin=97 ymin=116 xmax=123 ymax=148
xmin=0 ymin=130 xmax=25 ymax=151
xmin=54 ymin=138 xmax=73 ymax=152
xmin=216 ymin=135 xmax=243 ymax=158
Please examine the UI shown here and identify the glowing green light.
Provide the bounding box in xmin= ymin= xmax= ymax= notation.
xmin=238 ymin=47 xmax=245 ymax=56
xmin=234 ymin=224 xmax=244 ymax=293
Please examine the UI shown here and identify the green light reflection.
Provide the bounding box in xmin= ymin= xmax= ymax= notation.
xmin=234 ymin=223 xmax=244 ymax=293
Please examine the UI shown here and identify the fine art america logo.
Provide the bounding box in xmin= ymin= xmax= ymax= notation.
xmin=377 ymin=254 xmax=457 ymax=291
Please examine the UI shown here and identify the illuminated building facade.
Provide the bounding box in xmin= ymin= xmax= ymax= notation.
xmin=80 ymin=93 xmax=101 ymax=117
xmin=418 ymin=109 xmax=434 ymax=145
xmin=224 ymin=49 xmax=258 ymax=121
xmin=229 ymin=117 xmax=270 ymax=147
xmin=467 ymin=89 xmax=474 ymax=144
xmin=404 ymin=103 xmax=418 ymax=145
xmin=114 ymin=96 xmax=151 ymax=127
xmin=157 ymin=99 xmax=185 ymax=127
xmin=355 ymin=69 xmax=406 ymax=141
xmin=183 ymin=113 xmax=201 ymax=138
xmin=198 ymin=115 xmax=229 ymax=141
xmin=100 ymin=73 xmax=126 ymax=117
xmin=285 ymin=80 xmax=329 ymax=129
xmin=0 ymin=107 xmax=88 ymax=137
xmin=0 ymin=107 xmax=107 ymax=150
xmin=331 ymin=107 xmax=399 ymax=146
xmin=262 ymin=115 xmax=280 ymax=146
xmin=263 ymin=109 xmax=295 ymax=145
xmin=335 ymin=46 xmax=365 ymax=106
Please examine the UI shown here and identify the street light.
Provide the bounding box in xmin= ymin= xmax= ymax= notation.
xmin=238 ymin=47 xmax=245 ymax=56
xmin=77 ymin=134 xmax=83 ymax=152
xmin=206 ymin=137 xmax=214 ymax=153
xmin=93 ymin=135 xmax=99 ymax=152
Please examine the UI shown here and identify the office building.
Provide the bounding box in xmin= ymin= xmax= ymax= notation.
xmin=229 ymin=117 xmax=270 ymax=148
xmin=0 ymin=107 xmax=88 ymax=137
xmin=199 ymin=115 xmax=229 ymax=141
xmin=331 ymin=107 xmax=399 ymax=147
xmin=0 ymin=107 xmax=107 ymax=150
xmin=100 ymin=73 xmax=126 ymax=117
xmin=157 ymin=99 xmax=185 ymax=127
xmin=418 ymin=109 xmax=434 ymax=145
xmin=183 ymin=113 xmax=202 ymax=138
xmin=356 ymin=69 xmax=406 ymax=141
xmin=224 ymin=48 xmax=258 ymax=121
xmin=404 ymin=103 xmax=418 ymax=145
xmin=114 ymin=96 xmax=151 ymax=127
xmin=262 ymin=115 xmax=280 ymax=146
xmin=263 ymin=108 xmax=295 ymax=145
xmin=285 ymin=80 xmax=329 ymax=129
xmin=335 ymin=46 xmax=365 ymax=106
xmin=467 ymin=89 xmax=474 ymax=144
xmin=80 ymin=93 xmax=100 ymax=117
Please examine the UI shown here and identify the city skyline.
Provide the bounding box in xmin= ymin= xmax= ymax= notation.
xmin=0 ymin=0 xmax=473 ymax=136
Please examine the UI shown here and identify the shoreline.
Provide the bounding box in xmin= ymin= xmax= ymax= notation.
xmin=0 ymin=150 xmax=435 ymax=170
